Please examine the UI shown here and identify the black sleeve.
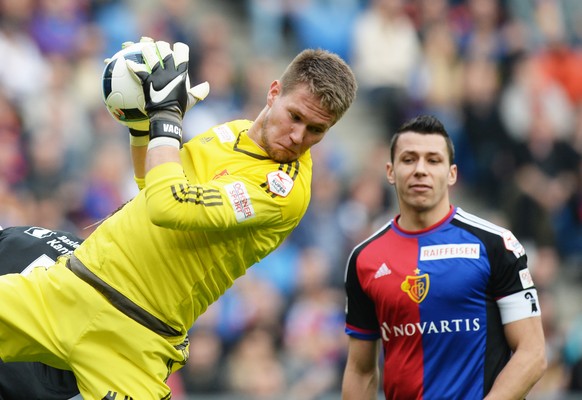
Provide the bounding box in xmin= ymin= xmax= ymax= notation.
xmin=345 ymin=248 xmax=380 ymax=333
xmin=487 ymin=230 xmax=531 ymax=298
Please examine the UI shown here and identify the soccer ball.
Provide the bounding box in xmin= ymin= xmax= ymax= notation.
xmin=102 ymin=42 xmax=151 ymax=131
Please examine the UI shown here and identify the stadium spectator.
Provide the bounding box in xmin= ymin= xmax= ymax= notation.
xmin=247 ymin=0 xmax=289 ymax=58
xmin=288 ymin=0 xmax=360 ymax=62
xmin=178 ymin=326 xmax=226 ymax=394
xmin=460 ymin=57 xmax=515 ymax=206
xmin=224 ymin=327 xmax=287 ymax=397
xmin=282 ymin=246 xmax=346 ymax=399
xmin=455 ymin=0 xmax=507 ymax=62
xmin=0 ymin=0 xmax=48 ymax=101
xmin=350 ymin=0 xmax=421 ymax=138
xmin=512 ymin=128 xmax=580 ymax=281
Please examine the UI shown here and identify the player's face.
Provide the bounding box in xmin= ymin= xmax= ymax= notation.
xmin=254 ymin=81 xmax=334 ymax=163
xmin=387 ymin=132 xmax=457 ymax=216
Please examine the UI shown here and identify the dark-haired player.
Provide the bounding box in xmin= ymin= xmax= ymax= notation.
xmin=342 ymin=115 xmax=546 ymax=399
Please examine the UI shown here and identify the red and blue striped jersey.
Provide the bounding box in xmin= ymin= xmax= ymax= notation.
xmin=344 ymin=206 xmax=541 ymax=399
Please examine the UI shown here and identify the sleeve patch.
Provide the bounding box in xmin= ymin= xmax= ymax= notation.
xmin=213 ymin=124 xmax=236 ymax=143
xmin=224 ymin=181 xmax=256 ymax=222
xmin=502 ymin=230 xmax=525 ymax=258
xmin=519 ymin=268 xmax=534 ymax=289
xmin=497 ymin=289 xmax=541 ymax=324
xmin=267 ymin=171 xmax=294 ymax=197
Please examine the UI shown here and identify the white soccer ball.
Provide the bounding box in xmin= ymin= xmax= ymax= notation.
xmin=102 ymin=42 xmax=151 ymax=131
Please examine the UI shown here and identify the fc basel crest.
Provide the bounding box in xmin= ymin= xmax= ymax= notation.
xmin=401 ymin=271 xmax=430 ymax=303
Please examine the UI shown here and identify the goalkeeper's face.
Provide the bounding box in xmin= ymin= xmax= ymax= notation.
xmin=255 ymin=81 xmax=334 ymax=163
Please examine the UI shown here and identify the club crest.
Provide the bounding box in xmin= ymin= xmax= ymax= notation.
xmin=401 ymin=272 xmax=430 ymax=303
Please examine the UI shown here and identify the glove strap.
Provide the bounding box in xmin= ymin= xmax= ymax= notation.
xmin=150 ymin=119 xmax=182 ymax=141
xmin=148 ymin=119 xmax=182 ymax=149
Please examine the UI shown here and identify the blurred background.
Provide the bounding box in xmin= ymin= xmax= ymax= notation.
xmin=1 ymin=0 xmax=581 ymax=398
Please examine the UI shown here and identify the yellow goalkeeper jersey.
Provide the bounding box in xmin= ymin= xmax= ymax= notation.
xmin=74 ymin=119 xmax=312 ymax=336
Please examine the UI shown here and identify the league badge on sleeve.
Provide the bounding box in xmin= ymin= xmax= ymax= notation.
xmin=519 ymin=268 xmax=534 ymax=289
xmin=267 ymin=171 xmax=294 ymax=197
xmin=502 ymin=230 xmax=525 ymax=258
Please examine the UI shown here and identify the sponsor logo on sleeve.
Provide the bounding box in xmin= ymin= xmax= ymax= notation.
xmin=213 ymin=124 xmax=236 ymax=143
xmin=267 ymin=171 xmax=294 ymax=197
xmin=24 ymin=227 xmax=55 ymax=239
xmin=502 ymin=230 xmax=525 ymax=258
xmin=225 ymin=181 xmax=256 ymax=222
xmin=519 ymin=268 xmax=534 ymax=289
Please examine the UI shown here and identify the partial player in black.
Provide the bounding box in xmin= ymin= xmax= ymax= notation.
xmin=0 ymin=226 xmax=81 ymax=400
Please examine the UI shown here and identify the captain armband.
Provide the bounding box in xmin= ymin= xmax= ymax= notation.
xmin=497 ymin=289 xmax=541 ymax=324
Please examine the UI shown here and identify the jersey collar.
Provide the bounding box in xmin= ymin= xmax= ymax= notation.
xmin=233 ymin=129 xmax=270 ymax=160
xmin=393 ymin=205 xmax=456 ymax=236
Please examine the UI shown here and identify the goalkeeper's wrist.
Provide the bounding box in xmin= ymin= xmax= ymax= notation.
xmin=148 ymin=136 xmax=180 ymax=150
xmin=148 ymin=109 xmax=182 ymax=125
xmin=149 ymin=108 xmax=182 ymax=135
xmin=149 ymin=119 xmax=182 ymax=140
xmin=148 ymin=110 xmax=183 ymax=149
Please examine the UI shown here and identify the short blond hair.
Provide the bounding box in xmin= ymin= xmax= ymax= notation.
xmin=280 ymin=49 xmax=357 ymax=124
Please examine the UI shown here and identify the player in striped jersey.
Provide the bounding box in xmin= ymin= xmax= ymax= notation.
xmin=0 ymin=41 xmax=357 ymax=399
xmin=342 ymin=115 xmax=546 ymax=399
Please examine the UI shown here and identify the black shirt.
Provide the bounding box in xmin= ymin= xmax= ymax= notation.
xmin=0 ymin=226 xmax=82 ymax=400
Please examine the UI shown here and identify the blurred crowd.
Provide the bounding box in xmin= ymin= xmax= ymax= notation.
xmin=1 ymin=0 xmax=582 ymax=398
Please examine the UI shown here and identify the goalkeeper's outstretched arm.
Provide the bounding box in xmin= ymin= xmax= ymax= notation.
xmin=125 ymin=40 xmax=208 ymax=188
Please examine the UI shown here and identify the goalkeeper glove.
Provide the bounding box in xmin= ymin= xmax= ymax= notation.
xmin=127 ymin=81 xmax=209 ymax=146
xmin=126 ymin=40 xmax=209 ymax=148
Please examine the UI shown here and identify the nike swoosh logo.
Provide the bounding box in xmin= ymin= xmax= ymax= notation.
xmin=150 ymin=75 xmax=184 ymax=104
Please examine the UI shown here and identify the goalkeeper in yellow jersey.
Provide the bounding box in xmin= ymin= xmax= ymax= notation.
xmin=0 ymin=38 xmax=357 ymax=399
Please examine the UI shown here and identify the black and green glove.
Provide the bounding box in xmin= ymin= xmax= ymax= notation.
xmin=126 ymin=40 xmax=209 ymax=148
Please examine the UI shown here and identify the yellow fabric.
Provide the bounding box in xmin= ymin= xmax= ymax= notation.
xmin=75 ymin=119 xmax=312 ymax=335
xmin=134 ymin=175 xmax=146 ymax=190
xmin=0 ymin=258 xmax=185 ymax=399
